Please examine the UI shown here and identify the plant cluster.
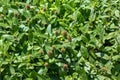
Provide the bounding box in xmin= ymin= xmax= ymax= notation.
xmin=0 ymin=0 xmax=120 ymax=80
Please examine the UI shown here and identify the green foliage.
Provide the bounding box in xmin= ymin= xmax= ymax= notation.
xmin=0 ymin=0 xmax=120 ymax=80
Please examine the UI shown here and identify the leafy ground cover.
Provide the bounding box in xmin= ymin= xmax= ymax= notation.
xmin=0 ymin=0 xmax=120 ymax=80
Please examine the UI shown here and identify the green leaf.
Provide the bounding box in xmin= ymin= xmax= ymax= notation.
xmin=62 ymin=4 xmax=74 ymax=11
xmin=0 ymin=7 xmax=3 ymax=12
xmin=46 ymin=24 xmax=51 ymax=34
xmin=24 ymin=78 xmax=33 ymax=80
xmin=77 ymin=51 xmax=81 ymax=57
xmin=115 ymin=10 xmax=119 ymax=17
xmin=2 ymin=34 xmax=14 ymax=40
xmin=80 ymin=45 xmax=88 ymax=58
xmin=112 ymin=55 xmax=120 ymax=61
xmin=18 ymin=63 xmax=26 ymax=68
xmin=38 ymin=68 xmax=48 ymax=75
xmin=19 ymin=24 xmax=29 ymax=32
xmin=10 ymin=65 xmax=15 ymax=74
xmin=95 ymin=52 xmax=104 ymax=58
xmin=96 ymin=75 xmax=110 ymax=80
xmin=0 ymin=40 xmax=3 ymax=45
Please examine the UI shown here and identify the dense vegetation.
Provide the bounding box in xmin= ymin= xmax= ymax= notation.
xmin=0 ymin=0 xmax=120 ymax=80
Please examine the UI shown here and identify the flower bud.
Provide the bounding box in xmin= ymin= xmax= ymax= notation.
xmin=39 ymin=49 xmax=44 ymax=55
xmin=14 ymin=11 xmax=19 ymax=17
xmin=0 ymin=14 xmax=4 ymax=18
xmin=54 ymin=10 xmax=59 ymax=15
xmin=61 ymin=47 xmax=65 ymax=53
xmin=26 ymin=4 xmax=30 ymax=10
xmin=52 ymin=45 xmax=56 ymax=50
xmin=44 ymin=62 xmax=49 ymax=67
xmin=62 ymin=30 xmax=67 ymax=38
xmin=68 ymin=35 xmax=72 ymax=42
xmin=47 ymin=50 xmax=53 ymax=57
xmin=26 ymin=18 xmax=30 ymax=23
xmin=43 ymin=7 xmax=46 ymax=11
xmin=55 ymin=30 xmax=60 ymax=36
xmin=102 ymin=67 xmax=107 ymax=71
xmin=29 ymin=54 xmax=32 ymax=58
xmin=63 ymin=64 xmax=68 ymax=70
